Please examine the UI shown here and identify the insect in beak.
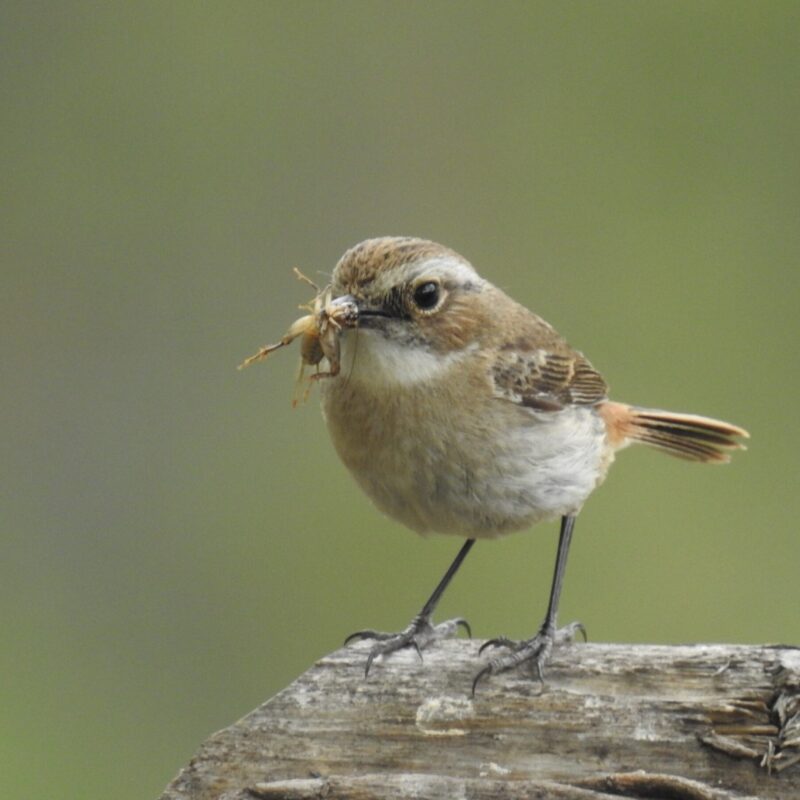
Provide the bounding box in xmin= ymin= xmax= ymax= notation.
xmin=238 ymin=273 xmax=359 ymax=406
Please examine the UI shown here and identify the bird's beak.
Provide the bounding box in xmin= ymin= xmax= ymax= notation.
xmin=328 ymin=294 xmax=388 ymax=329
xmin=325 ymin=294 xmax=359 ymax=329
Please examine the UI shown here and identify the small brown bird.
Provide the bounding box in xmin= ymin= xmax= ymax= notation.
xmin=301 ymin=237 xmax=748 ymax=691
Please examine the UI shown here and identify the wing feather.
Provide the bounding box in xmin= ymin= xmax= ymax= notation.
xmin=491 ymin=346 xmax=608 ymax=410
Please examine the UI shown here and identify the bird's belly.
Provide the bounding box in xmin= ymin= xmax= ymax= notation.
xmin=322 ymin=383 xmax=608 ymax=538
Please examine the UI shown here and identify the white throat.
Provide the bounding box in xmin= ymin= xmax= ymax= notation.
xmin=338 ymin=329 xmax=471 ymax=387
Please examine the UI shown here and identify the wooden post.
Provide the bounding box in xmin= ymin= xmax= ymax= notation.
xmin=161 ymin=642 xmax=799 ymax=799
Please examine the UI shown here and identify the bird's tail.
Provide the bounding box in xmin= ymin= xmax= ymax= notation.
xmin=599 ymin=402 xmax=749 ymax=464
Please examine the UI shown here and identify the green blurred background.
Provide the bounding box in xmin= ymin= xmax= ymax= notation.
xmin=2 ymin=2 xmax=798 ymax=797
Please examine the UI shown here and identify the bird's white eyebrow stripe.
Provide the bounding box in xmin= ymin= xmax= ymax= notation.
xmin=408 ymin=257 xmax=482 ymax=286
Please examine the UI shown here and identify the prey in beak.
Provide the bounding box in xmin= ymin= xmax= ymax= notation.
xmin=238 ymin=269 xmax=359 ymax=406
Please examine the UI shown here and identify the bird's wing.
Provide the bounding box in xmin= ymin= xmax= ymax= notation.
xmin=490 ymin=339 xmax=608 ymax=411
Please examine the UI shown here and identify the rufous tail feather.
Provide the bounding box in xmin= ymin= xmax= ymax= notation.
xmin=599 ymin=402 xmax=749 ymax=464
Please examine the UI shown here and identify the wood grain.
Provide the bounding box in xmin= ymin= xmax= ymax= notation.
xmin=161 ymin=641 xmax=800 ymax=800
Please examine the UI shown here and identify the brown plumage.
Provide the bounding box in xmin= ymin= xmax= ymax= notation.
xmin=307 ymin=236 xmax=750 ymax=689
xmin=329 ymin=237 xmax=750 ymax=471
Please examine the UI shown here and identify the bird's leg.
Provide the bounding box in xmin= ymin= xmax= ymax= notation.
xmin=473 ymin=515 xmax=585 ymax=695
xmin=345 ymin=538 xmax=475 ymax=676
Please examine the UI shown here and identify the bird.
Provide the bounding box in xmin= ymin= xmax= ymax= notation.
xmin=306 ymin=236 xmax=749 ymax=693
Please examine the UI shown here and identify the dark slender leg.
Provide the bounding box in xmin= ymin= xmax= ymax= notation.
xmin=542 ymin=514 xmax=575 ymax=627
xmin=472 ymin=515 xmax=585 ymax=695
xmin=345 ymin=538 xmax=475 ymax=676
xmin=419 ymin=537 xmax=475 ymax=618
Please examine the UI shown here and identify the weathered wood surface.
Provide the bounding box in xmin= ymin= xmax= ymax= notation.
xmin=162 ymin=642 xmax=800 ymax=800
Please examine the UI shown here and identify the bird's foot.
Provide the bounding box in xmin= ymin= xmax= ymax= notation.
xmin=345 ymin=614 xmax=471 ymax=677
xmin=472 ymin=620 xmax=586 ymax=695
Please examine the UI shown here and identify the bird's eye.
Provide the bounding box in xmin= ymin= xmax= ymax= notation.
xmin=412 ymin=281 xmax=441 ymax=311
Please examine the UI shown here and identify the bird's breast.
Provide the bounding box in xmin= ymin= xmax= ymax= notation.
xmin=320 ymin=335 xmax=609 ymax=537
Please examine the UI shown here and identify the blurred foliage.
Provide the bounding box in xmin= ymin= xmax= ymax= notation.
xmin=1 ymin=2 xmax=798 ymax=798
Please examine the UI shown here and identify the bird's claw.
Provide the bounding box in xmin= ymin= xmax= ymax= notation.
xmin=472 ymin=620 xmax=586 ymax=696
xmin=345 ymin=615 xmax=471 ymax=677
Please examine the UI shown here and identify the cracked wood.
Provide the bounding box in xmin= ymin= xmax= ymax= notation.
xmin=161 ymin=642 xmax=799 ymax=800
